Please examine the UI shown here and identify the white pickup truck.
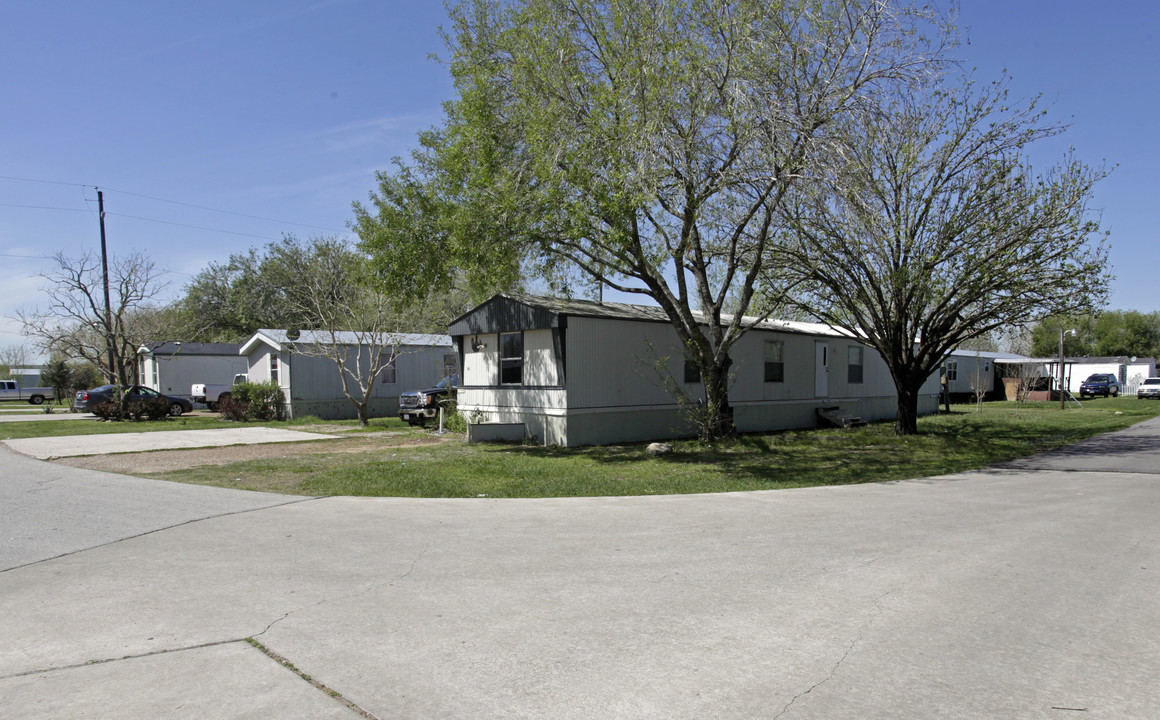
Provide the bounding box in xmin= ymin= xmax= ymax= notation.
xmin=0 ymin=380 xmax=53 ymax=405
xmin=191 ymin=374 xmax=248 ymax=411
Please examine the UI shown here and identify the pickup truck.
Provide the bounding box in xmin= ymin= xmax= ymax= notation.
xmin=191 ymin=373 xmax=248 ymax=411
xmin=0 ymin=379 xmax=53 ymax=405
xmin=398 ymin=375 xmax=458 ymax=426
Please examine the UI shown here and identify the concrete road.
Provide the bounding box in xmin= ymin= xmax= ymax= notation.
xmin=2 ymin=421 xmax=1159 ymax=719
xmin=0 ymin=445 xmax=307 ymax=570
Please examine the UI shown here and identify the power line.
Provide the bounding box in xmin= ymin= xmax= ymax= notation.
xmin=105 ymin=212 xmax=284 ymax=241
xmin=0 ymin=252 xmax=57 ymax=260
xmin=98 ymin=186 xmax=347 ymax=233
xmin=0 ymin=202 xmax=89 ymax=213
xmin=0 ymin=175 xmax=86 ymax=189
xmin=1 ymin=174 xmax=348 ymax=233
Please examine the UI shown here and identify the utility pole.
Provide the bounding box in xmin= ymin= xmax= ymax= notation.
xmin=97 ymin=189 xmax=117 ymax=385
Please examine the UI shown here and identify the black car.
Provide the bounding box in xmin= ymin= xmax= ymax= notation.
xmin=75 ymin=385 xmax=194 ymax=416
xmin=1078 ymin=373 xmax=1121 ymax=398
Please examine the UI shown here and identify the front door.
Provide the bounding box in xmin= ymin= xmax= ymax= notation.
xmin=815 ymin=341 xmax=830 ymax=397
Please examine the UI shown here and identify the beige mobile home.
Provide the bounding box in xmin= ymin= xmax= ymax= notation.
xmin=449 ymin=294 xmax=942 ymax=447
xmin=240 ymin=329 xmax=457 ymax=421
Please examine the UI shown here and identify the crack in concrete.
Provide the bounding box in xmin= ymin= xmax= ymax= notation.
xmin=773 ymin=637 xmax=858 ymax=720
xmin=250 ymin=544 xmax=431 ymax=640
xmin=0 ymin=638 xmax=244 ymax=681
xmin=0 ymin=495 xmax=319 ymax=575
xmin=773 ymin=585 xmax=901 ymax=719
xmin=245 ymin=638 xmax=381 ymax=720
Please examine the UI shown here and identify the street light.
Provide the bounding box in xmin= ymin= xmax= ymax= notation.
xmin=1059 ymin=328 xmax=1077 ymax=410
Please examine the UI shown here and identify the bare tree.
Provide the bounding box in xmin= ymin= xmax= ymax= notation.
xmin=16 ymin=251 xmax=171 ymax=388
xmin=0 ymin=344 xmax=33 ymax=380
xmin=774 ymin=74 xmax=1110 ymax=434
xmin=273 ymin=236 xmax=421 ymax=426
xmin=967 ymin=352 xmax=988 ymax=413
xmin=1002 ymin=361 xmax=1043 ymax=405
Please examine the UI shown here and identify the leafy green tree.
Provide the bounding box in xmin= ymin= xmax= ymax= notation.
xmin=355 ymin=0 xmax=948 ymax=440
xmin=1032 ymin=311 xmax=1160 ymax=359
xmin=40 ymin=356 xmax=72 ymax=403
xmin=773 ymin=74 xmax=1110 ymax=434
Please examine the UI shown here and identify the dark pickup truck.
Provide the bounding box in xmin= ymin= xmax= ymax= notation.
xmin=1079 ymin=373 xmax=1121 ymax=398
xmin=398 ymin=375 xmax=459 ymax=426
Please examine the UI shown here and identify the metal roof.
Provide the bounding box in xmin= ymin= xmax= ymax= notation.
xmin=449 ymin=293 xmax=854 ymax=339
xmin=241 ymin=329 xmax=452 ymax=355
xmin=138 ymin=342 xmax=244 ymax=356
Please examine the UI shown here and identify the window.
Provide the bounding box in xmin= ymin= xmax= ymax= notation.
xmin=500 ymin=332 xmax=523 ymax=385
xmin=946 ymin=361 xmax=957 ymax=382
xmin=848 ymin=346 xmax=864 ymax=384
xmin=684 ymin=355 xmax=701 ymax=384
xmin=764 ymin=340 xmax=785 ymax=383
xmin=379 ymin=352 xmax=396 ymax=384
xmin=270 ymin=353 xmax=280 ymax=385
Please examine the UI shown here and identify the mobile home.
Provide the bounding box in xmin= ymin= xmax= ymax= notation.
xmin=239 ymin=329 xmax=457 ymax=420
xmin=137 ymin=342 xmax=248 ymax=401
xmin=449 ymin=294 xmax=942 ymax=447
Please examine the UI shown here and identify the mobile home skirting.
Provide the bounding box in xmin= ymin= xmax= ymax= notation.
xmin=458 ymin=393 xmax=939 ymax=447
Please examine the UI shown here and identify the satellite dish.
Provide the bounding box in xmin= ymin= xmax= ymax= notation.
xmin=286 ymin=328 xmax=301 ymax=341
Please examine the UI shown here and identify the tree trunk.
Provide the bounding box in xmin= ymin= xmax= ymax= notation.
xmin=894 ymin=380 xmax=921 ymax=436
xmin=701 ymin=357 xmax=735 ymax=441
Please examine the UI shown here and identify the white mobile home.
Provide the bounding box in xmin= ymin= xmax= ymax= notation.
xmin=138 ymin=342 xmax=248 ymax=400
xmin=1044 ymin=356 xmax=1158 ymax=396
xmin=449 ymin=294 xmax=942 ymax=447
xmin=239 ymin=329 xmax=457 ymax=421
xmin=943 ymin=350 xmax=1033 ymax=400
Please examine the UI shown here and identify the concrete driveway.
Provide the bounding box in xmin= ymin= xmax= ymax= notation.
xmin=2 ymin=420 xmax=1160 ymax=719
xmin=2 ymin=426 xmax=340 ymax=459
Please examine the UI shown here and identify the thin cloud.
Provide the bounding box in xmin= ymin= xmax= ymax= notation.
xmin=115 ymin=0 xmax=357 ymax=64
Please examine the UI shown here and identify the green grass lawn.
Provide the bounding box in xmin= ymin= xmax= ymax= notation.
xmin=0 ymin=399 xmax=70 ymax=414
xmin=121 ymin=397 xmax=1160 ymax=498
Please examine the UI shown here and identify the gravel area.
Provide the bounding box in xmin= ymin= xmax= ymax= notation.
xmin=53 ymin=433 xmax=448 ymax=475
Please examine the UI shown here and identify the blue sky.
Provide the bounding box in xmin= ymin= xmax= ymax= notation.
xmin=2 ymin=1 xmax=1157 ymax=353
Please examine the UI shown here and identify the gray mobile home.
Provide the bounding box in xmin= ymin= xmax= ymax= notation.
xmin=138 ymin=342 xmax=248 ymax=400
xmin=239 ymin=329 xmax=457 ymax=420
xmin=449 ymin=294 xmax=942 ymax=447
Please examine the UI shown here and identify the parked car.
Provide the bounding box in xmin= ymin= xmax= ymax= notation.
xmin=1138 ymin=377 xmax=1160 ymax=399
xmin=398 ymin=375 xmax=459 ymax=427
xmin=75 ymin=385 xmax=194 ymax=416
xmin=1078 ymin=373 xmax=1121 ymax=398
xmin=0 ymin=379 xmax=53 ymax=405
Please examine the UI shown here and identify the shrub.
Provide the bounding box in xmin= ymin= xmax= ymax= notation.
xmin=441 ymin=400 xmax=467 ymax=434
xmin=218 ymin=394 xmax=250 ymax=422
xmin=219 ymin=381 xmax=286 ymax=422
xmin=128 ymin=398 xmax=170 ymax=421
xmin=91 ymin=401 xmax=124 ymax=421
xmin=91 ymin=397 xmax=169 ymax=422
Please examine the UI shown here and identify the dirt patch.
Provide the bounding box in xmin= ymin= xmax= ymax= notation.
xmin=54 ymin=434 xmax=447 ymax=475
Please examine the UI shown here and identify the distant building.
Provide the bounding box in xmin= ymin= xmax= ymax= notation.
xmin=137 ymin=342 xmax=248 ymax=400
xmin=239 ymin=329 xmax=457 ymax=420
